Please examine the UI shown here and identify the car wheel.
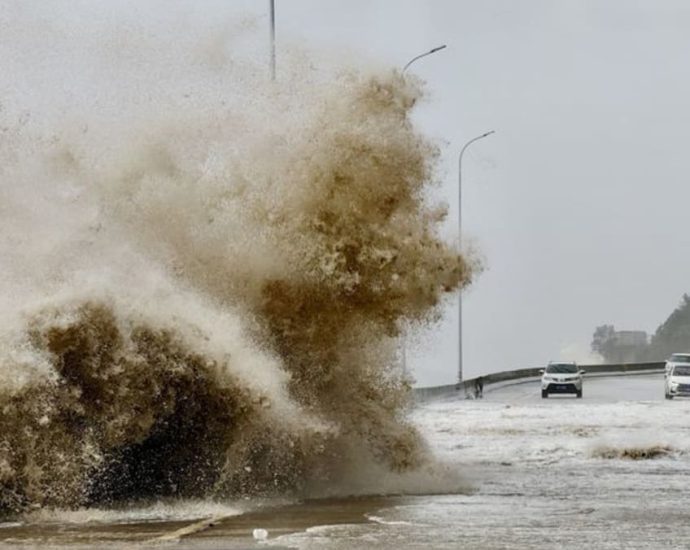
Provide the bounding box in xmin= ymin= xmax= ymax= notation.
xmin=541 ymin=390 xmax=548 ymax=398
xmin=576 ymin=390 xmax=582 ymax=398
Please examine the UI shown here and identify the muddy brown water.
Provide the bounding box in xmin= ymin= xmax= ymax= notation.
xmin=0 ymin=496 xmax=401 ymax=549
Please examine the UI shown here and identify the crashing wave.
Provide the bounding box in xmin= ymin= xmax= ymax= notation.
xmin=0 ymin=9 xmax=476 ymax=515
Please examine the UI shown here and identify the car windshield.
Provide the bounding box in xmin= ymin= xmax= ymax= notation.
xmin=546 ymin=364 xmax=578 ymax=374
xmin=672 ymin=365 xmax=690 ymax=376
xmin=670 ymin=354 xmax=690 ymax=363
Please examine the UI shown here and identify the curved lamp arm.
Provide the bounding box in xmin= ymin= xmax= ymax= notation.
xmin=402 ymin=45 xmax=447 ymax=74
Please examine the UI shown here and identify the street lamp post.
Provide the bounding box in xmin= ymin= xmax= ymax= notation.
xmin=269 ymin=0 xmax=276 ymax=80
xmin=402 ymin=45 xmax=447 ymax=75
xmin=398 ymin=44 xmax=446 ymax=377
xmin=458 ymin=130 xmax=495 ymax=385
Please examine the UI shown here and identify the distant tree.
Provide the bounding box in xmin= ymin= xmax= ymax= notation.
xmin=648 ymin=294 xmax=690 ymax=359
xmin=591 ymin=324 xmax=617 ymax=362
xmin=591 ymin=324 xmax=649 ymax=363
xmin=592 ymin=294 xmax=690 ymax=363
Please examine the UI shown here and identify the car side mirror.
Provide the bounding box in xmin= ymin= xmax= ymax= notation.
xmin=580 ymin=370 xmax=586 ymax=374
xmin=539 ymin=369 xmax=545 ymax=374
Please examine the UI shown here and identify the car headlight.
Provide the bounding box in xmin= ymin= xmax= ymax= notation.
xmin=670 ymin=382 xmax=679 ymax=389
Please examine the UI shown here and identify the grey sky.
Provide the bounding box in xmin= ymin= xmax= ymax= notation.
xmin=13 ymin=1 xmax=690 ymax=386
xmin=256 ymin=0 xmax=690 ymax=385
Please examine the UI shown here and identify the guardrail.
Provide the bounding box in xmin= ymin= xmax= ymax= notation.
xmin=413 ymin=361 xmax=665 ymax=403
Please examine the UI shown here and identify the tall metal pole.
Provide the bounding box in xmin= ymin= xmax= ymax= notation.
xmin=402 ymin=45 xmax=447 ymax=75
xmin=458 ymin=130 xmax=495 ymax=385
xmin=269 ymin=0 xmax=276 ymax=80
xmin=399 ymin=45 xmax=447 ymax=378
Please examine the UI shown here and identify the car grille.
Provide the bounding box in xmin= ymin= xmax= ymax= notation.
xmin=677 ymin=383 xmax=690 ymax=392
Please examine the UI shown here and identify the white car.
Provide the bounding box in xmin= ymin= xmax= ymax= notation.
xmin=664 ymin=363 xmax=690 ymax=399
xmin=540 ymin=362 xmax=585 ymax=398
xmin=664 ymin=353 xmax=690 ymax=376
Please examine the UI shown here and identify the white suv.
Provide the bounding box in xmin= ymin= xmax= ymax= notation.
xmin=541 ymin=362 xmax=585 ymax=399
xmin=664 ymin=353 xmax=690 ymax=376
xmin=664 ymin=363 xmax=690 ymax=399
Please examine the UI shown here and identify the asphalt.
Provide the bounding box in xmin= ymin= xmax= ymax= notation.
xmin=484 ymin=372 xmax=665 ymax=403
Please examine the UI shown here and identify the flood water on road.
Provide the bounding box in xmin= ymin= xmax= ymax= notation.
xmin=2 ymin=374 xmax=689 ymax=549
xmin=274 ymin=374 xmax=690 ymax=549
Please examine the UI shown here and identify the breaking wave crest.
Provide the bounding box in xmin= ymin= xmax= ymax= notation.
xmin=0 ymin=6 xmax=475 ymax=515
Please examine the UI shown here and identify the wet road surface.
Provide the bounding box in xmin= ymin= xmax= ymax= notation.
xmin=3 ymin=374 xmax=689 ymax=549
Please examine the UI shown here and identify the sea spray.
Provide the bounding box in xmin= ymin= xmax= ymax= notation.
xmin=0 ymin=6 xmax=477 ymax=514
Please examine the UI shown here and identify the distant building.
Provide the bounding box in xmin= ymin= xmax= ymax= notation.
xmin=614 ymin=330 xmax=648 ymax=347
xmin=613 ymin=330 xmax=649 ymax=362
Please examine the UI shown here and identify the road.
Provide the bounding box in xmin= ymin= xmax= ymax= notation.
xmin=484 ymin=372 xmax=664 ymax=402
xmin=2 ymin=373 xmax=688 ymax=549
xmin=274 ymin=373 xmax=690 ymax=549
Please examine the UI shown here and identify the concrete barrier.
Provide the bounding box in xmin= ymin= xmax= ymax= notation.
xmin=413 ymin=361 xmax=665 ymax=403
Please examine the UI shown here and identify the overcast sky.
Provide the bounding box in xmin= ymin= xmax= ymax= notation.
xmin=243 ymin=0 xmax=690 ymax=385
xmin=14 ymin=1 xmax=690 ymax=386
